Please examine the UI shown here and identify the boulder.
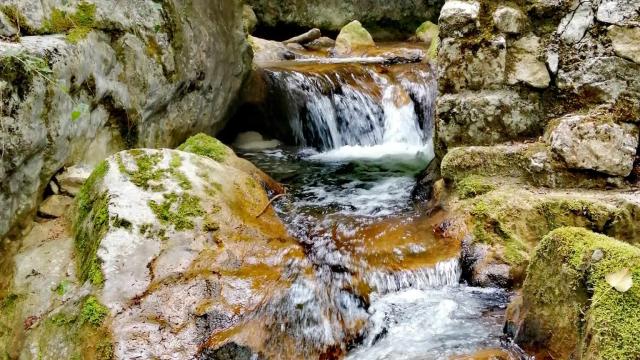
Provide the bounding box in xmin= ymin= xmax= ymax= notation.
xmin=547 ymin=113 xmax=639 ymax=177
xmin=38 ymin=194 xmax=74 ymax=218
xmin=249 ymin=35 xmax=298 ymax=62
xmin=0 ymin=0 xmax=252 ymax=238
xmin=609 ymin=26 xmax=640 ymax=64
xmin=493 ymin=5 xmax=526 ymax=34
xmin=55 ymin=165 xmax=92 ymax=196
xmin=304 ymin=36 xmax=336 ymax=51
xmin=416 ymin=21 xmax=438 ymax=45
xmin=436 ymin=90 xmax=541 ymax=148
xmin=510 ymin=227 xmax=640 ymax=359
xmin=334 ymin=20 xmax=375 ymax=55
xmin=0 ymin=11 xmax=18 ymax=37
xmin=438 ymin=0 xmax=480 ymax=38
xmin=508 ymin=34 xmax=550 ymax=89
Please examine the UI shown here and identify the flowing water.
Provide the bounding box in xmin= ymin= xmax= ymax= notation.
xmin=235 ymin=57 xmax=517 ymax=359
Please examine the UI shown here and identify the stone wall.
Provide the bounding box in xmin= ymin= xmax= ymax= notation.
xmin=436 ymin=0 xmax=640 ymax=177
xmin=0 ymin=0 xmax=252 ymax=238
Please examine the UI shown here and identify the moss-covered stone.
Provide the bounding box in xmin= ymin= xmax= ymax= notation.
xmin=455 ymin=175 xmax=495 ymax=199
xmin=177 ymin=133 xmax=228 ymax=163
xmin=42 ymin=1 xmax=96 ymax=43
xmin=513 ymin=227 xmax=640 ymax=360
xmin=80 ymin=296 xmax=109 ymax=327
xmin=74 ymin=160 xmax=110 ymax=287
xmin=148 ymin=192 xmax=204 ymax=231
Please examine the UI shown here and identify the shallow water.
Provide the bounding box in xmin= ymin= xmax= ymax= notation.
xmin=234 ymin=57 xmax=517 ymax=359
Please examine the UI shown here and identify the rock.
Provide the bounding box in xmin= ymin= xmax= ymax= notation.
xmin=436 ymin=90 xmax=541 ymax=148
xmin=38 ymin=194 xmax=74 ymax=218
xmin=49 ymin=180 xmax=59 ymax=194
xmin=55 ymin=165 xmax=92 ymax=196
xmin=557 ymin=0 xmax=594 ymax=44
xmin=416 ymin=21 xmax=439 ymax=45
xmin=233 ymin=131 xmax=280 ymax=151
xmin=508 ymin=34 xmax=550 ymax=89
xmin=609 ymin=26 xmax=640 ymax=64
xmin=250 ymin=35 xmax=298 ymax=62
xmin=0 ymin=0 xmax=252 ymax=238
xmin=547 ymin=113 xmax=639 ymax=177
xmin=557 ymin=56 xmax=640 ymax=103
xmin=67 ymin=144 xmax=309 ymax=358
xmin=304 ymin=36 xmax=335 ymax=51
xmin=243 ymin=5 xmax=258 ymax=34
xmin=283 ymin=28 xmax=321 ymax=44
xmin=0 ymin=11 xmax=18 ymax=37
xmin=438 ymin=0 xmax=480 ymax=38
xmin=493 ymin=5 xmax=526 ymax=34
xmin=246 ymin=0 xmax=444 ymax=37
xmin=546 ymin=51 xmax=559 ymax=74
xmin=512 ymin=227 xmax=640 ymax=359
xmin=334 ymin=20 xmax=375 ymax=55
xmin=438 ymin=35 xmax=506 ymax=92
xmin=286 ymin=42 xmax=305 ymax=51
xmin=462 ymin=238 xmax=514 ymax=288
xmin=596 ymin=0 xmax=640 ymax=26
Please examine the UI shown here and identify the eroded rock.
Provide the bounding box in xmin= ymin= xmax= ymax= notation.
xmin=493 ymin=5 xmax=526 ymax=34
xmin=547 ymin=113 xmax=639 ymax=177
xmin=439 ymin=0 xmax=480 ymax=38
xmin=334 ymin=20 xmax=375 ymax=56
xmin=38 ymin=194 xmax=74 ymax=218
xmin=609 ymin=25 xmax=640 ymax=64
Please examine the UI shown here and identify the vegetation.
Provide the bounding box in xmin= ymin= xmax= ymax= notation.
xmin=43 ymin=1 xmax=97 ymax=43
xmin=177 ymin=133 xmax=229 ymax=163
xmin=148 ymin=192 xmax=204 ymax=231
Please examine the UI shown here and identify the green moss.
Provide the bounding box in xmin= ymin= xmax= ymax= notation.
xmin=148 ymin=192 xmax=204 ymax=231
xmin=74 ymin=161 xmax=110 ymax=287
xmin=117 ymin=151 xmax=167 ymax=191
xmin=53 ymin=280 xmax=71 ymax=296
xmin=520 ymin=227 xmax=640 ymax=359
xmin=456 ymin=175 xmax=495 ymax=199
xmin=80 ymin=296 xmax=109 ymax=327
xmin=42 ymin=1 xmax=96 ymax=42
xmin=177 ymin=133 xmax=228 ymax=163
xmin=111 ymin=215 xmax=132 ymax=230
xmin=0 ymin=5 xmax=31 ymax=33
xmin=169 ymin=153 xmax=192 ymax=190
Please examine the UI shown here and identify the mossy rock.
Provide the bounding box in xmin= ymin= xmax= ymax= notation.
xmin=334 ymin=20 xmax=375 ymax=55
xmin=513 ymin=227 xmax=640 ymax=360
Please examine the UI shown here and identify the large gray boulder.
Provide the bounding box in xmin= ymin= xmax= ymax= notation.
xmin=547 ymin=113 xmax=639 ymax=177
xmin=0 ymin=0 xmax=252 ymax=238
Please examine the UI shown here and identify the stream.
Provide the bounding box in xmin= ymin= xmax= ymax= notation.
xmin=234 ymin=57 xmax=519 ymax=359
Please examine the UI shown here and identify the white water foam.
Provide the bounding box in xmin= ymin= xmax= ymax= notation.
xmin=366 ymin=258 xmax=462 ymax=294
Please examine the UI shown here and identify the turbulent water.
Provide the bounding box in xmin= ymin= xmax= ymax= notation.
xmin=236 ymin=58 xmax=514 ymax=359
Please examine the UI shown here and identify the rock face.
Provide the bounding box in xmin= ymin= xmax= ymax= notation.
xmin=508 ymin=227 xmax=640 ymax=360
xmin=435 ymin=0 xmax=640 ymax=178
xmin=334 ymin=20 xmax=375 ymax=55
xmin=246 ymin=0 xmax=445 ymax=39
xmin=0 ymin=0 xmax=252 ymax=239
xmin=1 ymin=135 xmax=315 ymax=359
xmin=547 ymin=113 xmax=639 ymax=177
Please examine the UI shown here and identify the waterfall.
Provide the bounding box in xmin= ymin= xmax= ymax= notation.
xmin=262 ymin=63 xmax=437 ymax=159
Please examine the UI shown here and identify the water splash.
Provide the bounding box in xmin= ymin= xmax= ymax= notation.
xmin=366 ymin=258 xmax=462 ymax=294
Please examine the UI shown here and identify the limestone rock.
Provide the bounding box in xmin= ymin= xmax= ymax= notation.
xmin=250 ymin=35 xmax=298 ymax=62
xmin=596 ymin=0 xmax=640 ymax=26
xmin=557 ymin=1 xmax=594 ymax=44
xmin=38 ymin=194 xmax=74 ymax=218
xmin=512 ymin=227 xmax=640 ymax=359
xmin=304 ymin=36 xmax=335 ymax=51
xmin=56 ymin=165 xmax=92 ymax=196
xmin=436 ymin=90 xmax=541 ymax=147
xmin=0 ymin=11 xmax=18 ymax=37
xmin=334 ymin=20 xmax=375 ymax=55
xmin=508 ymin=34 xmax=550 ymax=89
xmin=493 ymin=5 xmax=526 ymax=34
xmin=547 ymin=113 xmax=639 ymax=177
xmin=416 ymin=21 xmax=439 ymax=45
xmin=0 ymin=0 xmax=252 ymax=238
xmin=439 ymin=36 xmax=506 ymax=92
xmin=609 ymin=26 xmax=640 ymax=64
xmin=243 ymin=5 xmax=258 ymax=34
xmin=439 ymin=0 xmax=480 ymax=38
xmin=70 ymin=146 xmax=309 ymax=358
